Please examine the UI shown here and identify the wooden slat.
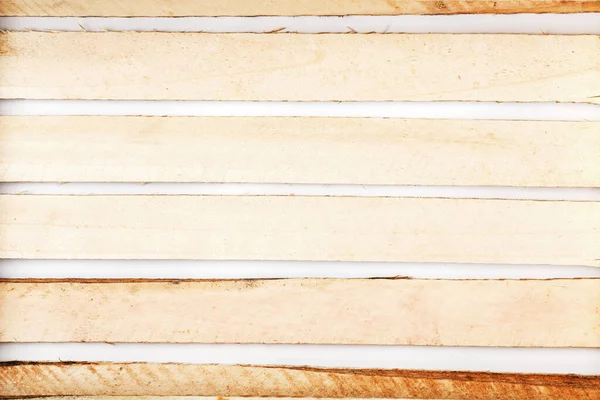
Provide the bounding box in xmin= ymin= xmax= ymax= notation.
xmin=5 ymin=398 xmax=443 ymax=400
xmin=1 ymin=117 xmax=598 ymax=186
xmin=0 ymin=279 xmax=597 ymax=346
xmin=1 ymin=32 xmax=598 ymax=102
xmin=1 ymin=195 xmax=598 ymax=265
xmin=1 ymin=363 xmax=599 ymax=398
xmin=1 ymin=0 xmax=599 ymax=16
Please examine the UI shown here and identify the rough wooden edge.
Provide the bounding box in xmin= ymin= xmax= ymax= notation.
xmin=1 ymin=362 xmax=598 ymax=399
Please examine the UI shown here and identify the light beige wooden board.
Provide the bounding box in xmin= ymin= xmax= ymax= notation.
xmin=1 ymin=32 xmax=598 ymax=102
xmin=1 ymin=0 xmax=598 ymax=16
xmin=1 ymin=279 xmax=598 ymax=346
xmin=1 ymin=363 xmax=599 ymax=398
xmin=2 ymin=116 xmax=599 ymax=186
xmin=1 ymin=195 xmax=599 ymax=265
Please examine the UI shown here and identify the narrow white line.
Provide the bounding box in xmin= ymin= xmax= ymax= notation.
xmin=1 ymin=260 xmax=598 ymax=280
xmin=2 ymin=100 xmax=599 ymax=120
xmin=1 ymin=343 xmax=598 ymax=375
xmin=2 ymin=183 xmax=599 ymax=201
xmin=1 ymin=14 xmax=599 ymax=34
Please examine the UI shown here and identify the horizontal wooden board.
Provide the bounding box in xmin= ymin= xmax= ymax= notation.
xmin=4 ymin=398 xmax=439 ymax=400
xmin=2 ymin=0 xmax=599 ymax=16
xmin=0 ymin=279 xmax=597 ymax=346
xmin=1 ymin=195 xmax=599 ymax=265
xmin=1 ymin=117 xmax=598 ymax=186
xmin=1 ymin=32 xmax=598 ymax=102
xmin=1 ymin=363 xmax=599 ymax=398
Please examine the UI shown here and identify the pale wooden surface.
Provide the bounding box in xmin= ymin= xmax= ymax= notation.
xmin=0 ymin=279 xmax=597 ymax=346
xmin=1 ymin=195 xmax=598 ymax=265
xmin=1 ymin=32 xmax=598 ymax=102
xmin=1 ymin=116 xmax=598 ymax=186
xmin=1 ymin=363 xmax=599 ymax=398
xmin=2 ymin=0 xmax=599 ymax=16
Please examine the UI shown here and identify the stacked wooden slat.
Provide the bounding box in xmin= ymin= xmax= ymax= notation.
xmin=1 ymin=117 xmax=599 ymax=186
xmin=1 ymin=32 xmax=598 ymax=102
xmin=2 ymin=364 xmax=600 ymax=398
xmin=1 ymin=279 xmax=598 ymax=346
xmin=1 ymin=0 xmax=599 ymax=16
xmin=0 ymin=1 xmax=598 ymax=399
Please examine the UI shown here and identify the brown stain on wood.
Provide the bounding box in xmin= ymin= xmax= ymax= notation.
xmin=277 ymin=365 xmax=600 ymax=387
xmin=0 ymin=32 xmax=16 ymax=56
xmin=435 ymin=1 xmax=448 ymax=11
xmin=384 ymin=0 xmax=403 ymax=11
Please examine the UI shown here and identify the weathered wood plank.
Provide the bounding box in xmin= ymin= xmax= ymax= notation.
xmin=1 ymin=117 xmax=598 ymax=186
xmin=1 ymin=33 xmax=598 ymax=102
xmin=0 ymin=279 xmax=597 ymax=346
xmin=1 ymin=363 xmax=599 ymax=398
xmin=1 ymin=0 xmax=598 ymax=16
xmin=1 ymin=195 xmax=598 ymax=265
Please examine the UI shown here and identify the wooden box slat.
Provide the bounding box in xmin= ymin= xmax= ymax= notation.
xmin=1 ymin=195 xmax=599 ymax=265
xmin=1 ymin=33 xmax=598 ymax=102
xmin=1 ymin=278 xmax=598 ymax=346
xmin=1 ymin=0 xmax=599 ymax=16
xmin=1 ymin=116 xmax=598 ymax=186
xmin=1 ymin=363 xmax=599 ymax=398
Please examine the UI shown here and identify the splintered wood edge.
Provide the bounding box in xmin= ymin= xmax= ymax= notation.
xmin=1 ymin=0 xmax=599 ymax=16
xmin=1 ymin=117 xmax=598 ymax=186
xmin=1 ymin=279 xmax=598 ymax=346
xmin=1 ymin=363 xmax=599 ymax=398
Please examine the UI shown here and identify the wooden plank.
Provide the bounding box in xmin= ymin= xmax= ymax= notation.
xmin=1 ymin=32 xmax=598 ymax=103
xmin=1 ymin=195 xmax=598 ymax=265
xmin=1 ymin=363 xmax=599 ymax=398
xmin=1 ymin=117 xmax=598 ymax=186
xmin=4 ymin=397 xmax=444 ymax=400
xmin=1 ymin=0 xmax=599 ymax=16
xmin=0 ymin=279 xmax=597 ymax=346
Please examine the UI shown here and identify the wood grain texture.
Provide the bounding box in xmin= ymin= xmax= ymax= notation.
xmin=6 ymin=398 xmax=439 ymax=400
xmin=1 ymin=117 xmax=599 ymax=186
xmin=1 ymin=0 xmax=599 ymax=16
xmin=1 ymin=32 xmax=598 ymax=102
xmin=1 ymin=363 xmax=599 ymax=398
xmin=1 ymin=195 xmax=599 ymax=265
xmin=0 ymin=279 xmax=598 ymax=346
